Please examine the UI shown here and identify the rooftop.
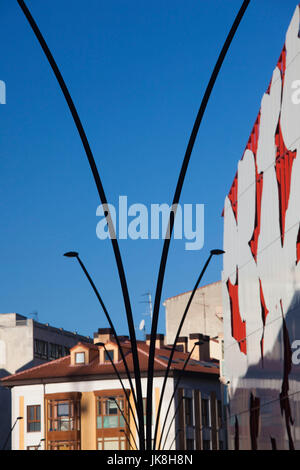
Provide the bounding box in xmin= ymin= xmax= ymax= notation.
xmin=1 ymin=339 xmax=219 ymax=387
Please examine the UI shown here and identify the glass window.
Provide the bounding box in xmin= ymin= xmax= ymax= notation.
xmin=201 ymin=398 xmax=210 ymax=427
xmin=75 ymin=352 xmax=85 ymax=364
xmin=203 ymin=439 xmax=211 ymax=450
xmin=104 ymin=350 xmax=114 ymax=362
xmin=217 ymin=400 xmax=223 ymax=428
xmin=96 ymin=396 xmax=126 ymax=429
xmin=186 ymin=438 xmax=194 ymax=450
xmin=97 ymin=436 xmax=126 ymax=450
xmin=184 ymin=397 xmax=193 ymax=426
xmin=27 ymin=405 xmax=41 ymax=432
xmin=48 ymin=399 xmax=80 ymax=432
xmin=34 ymin=339 xmax=48 ymax=360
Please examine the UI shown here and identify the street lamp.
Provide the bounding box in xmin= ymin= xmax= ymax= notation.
xmin=2 ymin=416 xmax=23 ymax=450
xmin=153 ymin=249 xmax=225 ymax=449
xmin=63 ymin=251 xmax=138 ymax=418
xmin=17 ymin=0 xmax=145 ymax=449
xmin=35 ymin=438 xmax=46 ymax=450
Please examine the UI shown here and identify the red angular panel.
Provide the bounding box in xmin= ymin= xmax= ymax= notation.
xmin=227 ymin=270 xmax=247 ymax=355
xmin=275 ymin=122 xmax=297 ymax=246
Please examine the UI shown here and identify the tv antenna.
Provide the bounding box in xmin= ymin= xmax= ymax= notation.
xmin=138 ymin=319 xmax=146 ymax=340
xmin=140 ymin=292 xmax=153 ymax=322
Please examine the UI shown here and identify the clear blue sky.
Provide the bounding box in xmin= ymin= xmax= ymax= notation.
xmin=0 ymin=0 xmax=298 ymax=339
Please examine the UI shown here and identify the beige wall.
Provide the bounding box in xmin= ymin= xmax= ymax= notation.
xmin=164 ymin=281 xmax=223 ymax=360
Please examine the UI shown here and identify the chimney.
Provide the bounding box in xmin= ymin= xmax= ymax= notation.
xmin=93 ymin=328 xmax=114 ymax=345
xmin=189 ymin=333 xmax=210 ymax=361
xmin=146 ymin=334 xmax=165 ymax=349
xmin=175 ymin=336 xmax=188 ymax=353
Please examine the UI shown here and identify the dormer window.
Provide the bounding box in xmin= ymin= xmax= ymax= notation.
xmin=104 ymin=350 xmax=114 ymax=362
xmin=75 ymin=352 xmax=85 ymax=364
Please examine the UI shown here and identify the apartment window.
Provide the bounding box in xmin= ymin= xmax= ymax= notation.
xmin=219 ymin=440 xmax=224 ymax=450
xmin=186 ymin=438 xmax=194 ymax=450
xmin=203 ymin=439 xmax=211 ymax=450
xmin=217 ymin=400 xmax=223 ymax=428
xmin=49 ymin=343 xmax=63 ymax=360
xmin=48 ymin=399 xmax=80 ymax=432
xmin=34 ymin=339 xmax=48 ymax=360
xmin=75 ymin=352 xmax=85 ymax=364
xmin=96 ymin=396 xmax=125 ymax=429
xmin=184 ymin=397 xmax=193 ymax=426
xmin=97 ymin=436 xmax=126 ymax=450
xmin=27 ymin=405 xmax=41 ymax=432
xmin=201 ymin=398 xmax=210 ymax=427
xmin=104 ymin=349 xmax=114 ymax=362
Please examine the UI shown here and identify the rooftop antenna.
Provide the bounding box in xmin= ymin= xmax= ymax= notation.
xmin=138 ymin=319 xmax=146 ymax=341
xmin=30 ymin=311 xmax=38 ymax=322
xmin=140 ymin=292 xmax=153 ymax=322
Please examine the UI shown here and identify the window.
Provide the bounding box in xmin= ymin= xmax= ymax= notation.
xmin=34 ymin=339 xmax=48 ymax=360
xmin=27 ymin=405 xmax=41 ymax=432
xmin=186 ymin=438 xmax=194 ymax=450
xmin=203 ymin=439 xmax=211 ymax=450
xmin=75 ymin=352 xmax=85 ymax=364
xmin=217 ymin=400 xmax=223 ymax=428
xmin=201 ymin=398 xmax=210 ymax=427
xmin=97 ymin=436 xmax=126 ymax=450
xmin=104 ymin=350 xmax=114 ymax=362
xmin=219 ymin=440 xmax=224 ymax=450
xmin=96 ymin=396 xmax=126 ymax=429
xmin=48 ymin=399 xmax=80 ymax=432
xmin=184 ymin=397 xmax=193 ymax=426
xmin=49 ymin=343 xmax=63 ymax=360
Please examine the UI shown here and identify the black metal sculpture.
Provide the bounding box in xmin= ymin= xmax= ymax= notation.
xmin=16 ymin=0 xmax=251 ymax=450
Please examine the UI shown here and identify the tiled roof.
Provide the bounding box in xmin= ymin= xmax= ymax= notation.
xmin=1 ymin=341 xmax=219 ymax=386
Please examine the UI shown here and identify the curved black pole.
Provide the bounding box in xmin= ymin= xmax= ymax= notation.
xmin=120 ymin=429 xmax=135 ymax=450
xmin=164 ymin=397 xmax=184 ymax=450
xmin=65 ymin=252 xmax=139 ymax=434
xmin=95 ymin=341 xmax=139 ymax=439
xmin=146 ymin=0 xmax=251 ymax=449
xmin=168 ymin=428 xmax=183 ymax=451
xmin=153 ymin=250 xmax=224 ymax=449
xmin=17 ymin=0 xmax=144 ymax=448
xmin=157 ymin=343 xmax=199 ymax=450
xmin=2 ymin=416 xmax=23 ymax=450
xmin=111 ymin=398 xmax=138 ymax=450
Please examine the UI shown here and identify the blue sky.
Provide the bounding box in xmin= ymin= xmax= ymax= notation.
xmin=0 ymin=0 xmax=298 ymax=339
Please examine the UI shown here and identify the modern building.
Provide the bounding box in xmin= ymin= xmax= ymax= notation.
xmin=164 ymin=281 xmax=224 ymax=362
xmin=222 ymin=4 xmax=300 ymax=450
xmin=0 ymin=312 xmax=92 ymax=449
xmin=1 ymin=329 xmax=226 ymax=450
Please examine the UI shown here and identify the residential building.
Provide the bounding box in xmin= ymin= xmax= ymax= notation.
xmin=1 ymin=329 xmax=226 ymax=450
xmin=222 ymin=4 xmax=300 ymax=450
xmin=164 ymin=281 xmax=224 ymax=362
xmin=0 ymin=312 xmax=92 ymax=449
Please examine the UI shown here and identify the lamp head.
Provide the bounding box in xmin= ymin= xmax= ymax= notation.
xmin=210 ymin=249 xmax=225 ymax=256
xmin=63 ymin=251 xmax=79 ymax=258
